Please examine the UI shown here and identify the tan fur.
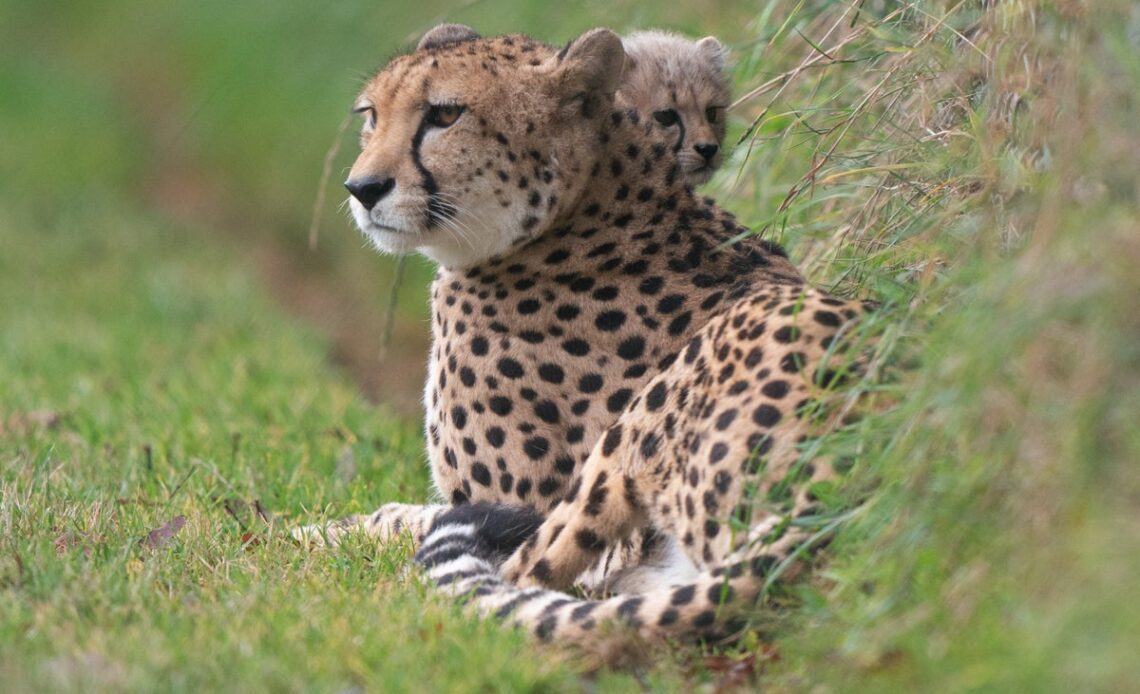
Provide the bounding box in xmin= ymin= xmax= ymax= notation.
xmin=617 ymin=31 xmax=730 ymax=185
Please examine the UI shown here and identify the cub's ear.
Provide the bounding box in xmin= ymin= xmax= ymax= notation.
xmin=696 ymin=36 xmax=727 ymax=70
xmin=417 ymin=24 xmax=480 ymax=51
xmin=555 ymin=28 xmax=627 ymax=99
xmin=619 ymin=50 xmax=639 ymax=77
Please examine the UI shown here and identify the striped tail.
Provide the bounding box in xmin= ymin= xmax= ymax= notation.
xmin=414 ymin=503 xmax=797 ymax=644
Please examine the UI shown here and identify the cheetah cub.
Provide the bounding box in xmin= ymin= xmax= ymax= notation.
xmin=618 ymin=30 xmax=730 ymax=185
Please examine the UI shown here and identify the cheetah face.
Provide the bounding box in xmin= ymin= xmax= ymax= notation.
xmin=649 ymin=98 xmax=727 ymax=185
xmin=344 ymin=25 xmax=626 ymax=269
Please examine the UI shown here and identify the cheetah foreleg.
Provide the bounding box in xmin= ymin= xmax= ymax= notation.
xmin=502 ymin=443 xmax=648 ymax=591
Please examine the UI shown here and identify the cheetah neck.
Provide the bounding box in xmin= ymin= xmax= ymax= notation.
xmin=449 ymin=109 xmax=800 ymax=292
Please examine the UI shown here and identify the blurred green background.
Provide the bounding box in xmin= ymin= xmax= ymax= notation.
xmin=1 ymin=0 xmax=757 ymax=416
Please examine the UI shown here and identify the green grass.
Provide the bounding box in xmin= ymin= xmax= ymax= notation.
xmin=3 ymin=0 xmax=1139 ymax=690
xmin=720 ymin=2 xmax=1140 ymax=690
xmin=0 ymin=202 xmax=685 ymax=691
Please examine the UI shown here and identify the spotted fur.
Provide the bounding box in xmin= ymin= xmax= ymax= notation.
xmin=296 ymin=25 xmax=872 ymax=644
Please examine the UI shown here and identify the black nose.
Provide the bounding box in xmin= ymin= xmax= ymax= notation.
xmin=694 ymin=143 xmax=719 ymax=161
xmin=345 ymin=175 xmax=395 ymax=210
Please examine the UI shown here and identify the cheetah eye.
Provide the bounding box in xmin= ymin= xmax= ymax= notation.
xmin=653 ymin=109 xmax=680 ymax=127
xmin=426 ymin=103 xmax=465 ymax=128
xmin=705 ymin=106 xmax=722 ymax=124
xmin=353 ymin=105 xmax=377 ymax=129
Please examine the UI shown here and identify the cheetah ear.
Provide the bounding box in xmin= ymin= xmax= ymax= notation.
xmin=417 ymin=24 xmax=480 ymax=51
xmin=556 ymin=28 xmax=627 ymax=99
xmin=696 ymin=36 xmax=727 ymax=70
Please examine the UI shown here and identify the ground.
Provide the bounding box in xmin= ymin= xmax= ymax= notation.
xmin=2 ymin=1 xmax=1139 ymax=691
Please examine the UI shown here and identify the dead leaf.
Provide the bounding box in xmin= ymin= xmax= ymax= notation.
xmin=704 ymin=653 xmax=758 ymax=692
xmin=53 ymin=531 xmax=78 ymax=555
xmin=53 ymin=530 xmax=101 ymax=558
xmin=140 ymin=516 xmax=185 ymax=551
xmin=759 ymin=642 xmax=780 ymax=662
xmin=218 ymin=497 xmax=272 ymax=528
xmin=220 ymin=498 xmax=250 ymax=529
xmin=217 ymin=498 xmax=271 ymax=548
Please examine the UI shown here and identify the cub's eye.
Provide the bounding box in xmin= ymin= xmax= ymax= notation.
xmin=426 ymin=103 xmax=465 ymax=128
xmin=705 ymin=106 xmax=722 ymax=124
xmin=653 ymin=109 xmax=680 ymax=127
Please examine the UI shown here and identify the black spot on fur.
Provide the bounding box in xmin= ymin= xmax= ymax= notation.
xmin=497 ymin=358 xmax=524 ymax=378
xmin=602 ymin=426 xmax=623 ymax=456
xmin=534 ymin=400 xmax=560 ymax=424
xmin=692 ymin=611 xmax=716 ymax=628
xmin=538 ymin=363 xmax=565 ymax=383
xmin=617 ymin=336 xmax=646 ymax=360
xmin=606 ymin=388 xmax=633 ymax=413
xmin=640 ymin=432 xmax=660 ymax=458
xmin=471 ymin=462 xmax=492 ymax=486
xmin=616 ymin=597 xmax=644 ymax=626
xmin=489 ymin=396 xmax=512 ymax=416
xmin=715 ymin=409 xmax=737 ymax=431
xmin=523 ymin=437 xmax=550 ymax=460
xmin=708 ymin=582 xmax=734 ymax=605
xmin=578 ymin=373 xmax=603 ymax=393
xmin=571 ymin=602 xmax=598 ymax=622
xmin=761 ymin=380 xmax=790 ymax=399
xmin=575 ymin=529 xmax=605 ymax=552
xmin=814 ymin=310 xmax=841 ymax=327
xmin=530 ymin=559 xmax=552 ymax=582
xmin=780 ymin=352 xmax=805 ymax=374
xmin=773 ymin=325 xmax=801 ymax=343
xmin=562 ymin=339 xmax=590 ymax=356
xmin=645 ymin=382 xmax=668 ymax=411
xmin=671 ymin=584 xmax=696 ymax=605
xmin=584 ymin=472 xmax=609 ymax=515
xmin=594 ymin=311 xmax=627 ymax=331
xmin=752 ymin=404 xmax=782 ymax=428
xmin=668 ymin=312 xmax=692 ymax=336
xmin=639 ymin=276 xmax=664 ymax=295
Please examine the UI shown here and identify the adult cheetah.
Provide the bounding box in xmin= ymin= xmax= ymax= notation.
xmin=301 ymin=24 xmax=873 ymax=642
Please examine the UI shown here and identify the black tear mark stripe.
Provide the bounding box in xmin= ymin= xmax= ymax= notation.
xmin=672 ymin=112 xmax=686 ymax=155
xmin=409 ymin=74 xmax=457 ymax=228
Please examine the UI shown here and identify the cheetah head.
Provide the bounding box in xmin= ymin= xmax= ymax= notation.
xmin=344 ymin=25 xmax=626 ymax=269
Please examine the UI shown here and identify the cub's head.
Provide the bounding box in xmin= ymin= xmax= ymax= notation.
xmin=617 ymin=31 xmax=729 ymax=185
xmin=344 ymin=25 xmax=626 ymax=269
